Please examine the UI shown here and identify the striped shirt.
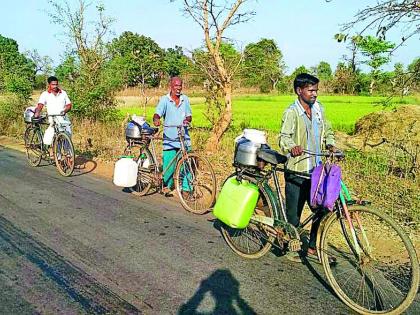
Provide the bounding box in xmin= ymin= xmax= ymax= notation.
xmin=279 ymin=100 xmax=335 ymax=173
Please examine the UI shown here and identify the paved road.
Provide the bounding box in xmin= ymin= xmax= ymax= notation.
xmin=0 ymin=146 xmax=418 ymax=314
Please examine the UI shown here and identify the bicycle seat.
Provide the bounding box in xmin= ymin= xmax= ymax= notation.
xmin=257 ymin=149 xmax=288 ymax=165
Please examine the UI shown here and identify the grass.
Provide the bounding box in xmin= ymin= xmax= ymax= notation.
xmin=117 ymin=94 xmax=420 ymax=134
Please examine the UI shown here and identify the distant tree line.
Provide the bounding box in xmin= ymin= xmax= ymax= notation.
xmin=2 ymin=31 xmax=419 ymax=101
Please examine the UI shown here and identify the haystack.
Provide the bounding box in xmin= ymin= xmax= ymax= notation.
xmin=354 ymin=105 xmax=419 ymax=176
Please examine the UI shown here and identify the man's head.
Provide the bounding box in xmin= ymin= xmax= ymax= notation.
xmin=170 ymin=76 xmax=183 ymax=97
xmin=294 ymin=73 xmax=319 ymax=106
xmin=47 ymin=76 xmax=59 ymax=92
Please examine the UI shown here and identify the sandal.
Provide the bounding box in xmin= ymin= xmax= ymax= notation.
xmin=162 ymin=186 xmax=173 ymax=196
xmin=285 ymin=252 xmax=303 ymax=263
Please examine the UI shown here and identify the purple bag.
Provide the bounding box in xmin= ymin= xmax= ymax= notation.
xmin=310 ymin=162 xmax=342 ymax=210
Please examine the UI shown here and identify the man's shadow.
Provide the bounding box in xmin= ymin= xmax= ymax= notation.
xmin=178 ymin=269 xmax=256 ymax=315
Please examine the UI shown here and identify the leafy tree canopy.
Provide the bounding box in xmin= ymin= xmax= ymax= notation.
xmin=109 ymin=31 xmax=165 ymax=87
xmin=243 ymin=38 xmax=285 ymax=91
xmin=0 ymin=34 xmax=35 ymax=99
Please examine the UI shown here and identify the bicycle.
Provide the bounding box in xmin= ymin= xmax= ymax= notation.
xmin=219 ymin=148 xmax=419 ymax=314
xmin=124 ymin=124 xmax=217 ymax=214
xmin=24 ymin=114 xmax=75 ymax=177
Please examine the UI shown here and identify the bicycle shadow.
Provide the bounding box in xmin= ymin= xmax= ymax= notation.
xmin=178 ymin=269 xmax=256 ymax=315
xmin=72 ymin=155 xmax=97 ymax=177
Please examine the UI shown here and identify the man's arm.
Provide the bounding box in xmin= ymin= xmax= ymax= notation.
xmin=34 ymin=92 xmax=46 ymax=118
xmin=34 ymin=103 xmax=44 ymax=118
xmin=153 ymin=97 xmax=166 ymax=127
xmin=62 ymin=92 xmax=72 ymax=114
xmin=183 ymin=96 xmax=192 ymax=124
xmin=279 ymin=109 xmax=301 ymax=156
xmin=319 ymin=104 xmax=335 ymax=150
xmin=62 ymin=103 xmax=72 ymax=115
xmin=324 ymin=119 xmax=335 ymax=147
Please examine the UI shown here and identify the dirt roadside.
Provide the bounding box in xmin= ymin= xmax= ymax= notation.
xmin=0 ymin=135 xmax=115 ymax=180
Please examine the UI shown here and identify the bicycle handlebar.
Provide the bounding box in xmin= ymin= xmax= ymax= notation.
xmin=302 ymin=149 xmax=345 ymax=158
xmin=47 ymin=114 xmax=66 ymax=117
xmin=163 ymin=124 xmax=190 ymax=128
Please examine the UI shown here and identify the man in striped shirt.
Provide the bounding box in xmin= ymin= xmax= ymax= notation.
xmin=279 ymin=73 xmax=335 ymax=262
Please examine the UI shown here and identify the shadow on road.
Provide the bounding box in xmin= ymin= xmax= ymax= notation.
xmin=178 ymin=269 xmax=256 ymax=315
xmin=0 ymin=214 xmax=143 ymax=314
xmin=72 ymin=155 xmax=97 ymax=176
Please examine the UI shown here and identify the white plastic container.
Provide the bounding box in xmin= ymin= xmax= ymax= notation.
xmin=243 ymin=129 xmax=267 ymax=144
xmin=132 ymin=114 xmax=146 ymax=126
xmin=113 ymin=157 xmax=138 ymax=187
xmin=43 ymin=126 xmax=55 ymax=145
xmin=24 ymin=106 xmax=36 ymax=123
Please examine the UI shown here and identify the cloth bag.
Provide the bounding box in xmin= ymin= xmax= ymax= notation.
xmin=310 ymin=162 xmax=342 ymax=210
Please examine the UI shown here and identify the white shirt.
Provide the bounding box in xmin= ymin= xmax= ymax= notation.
xmin=38 ymin=89 xmax=71 ymax=115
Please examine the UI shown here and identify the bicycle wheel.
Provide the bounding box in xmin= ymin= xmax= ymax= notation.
xmin=129 ymin=147 xmax=155 ymax=196
xmin=24 ymin=126 xmax=43 ymax=167
xmin=174 ymin=153 xmax=216 ymax=214
xmin=320 ymin=206 xmax=419 ymax=314
xmin=174 ymin=153 xmax=217 ymax=214
xmin=220 ymin=175 xmax=275 ymax=259
xmin=53 ymin=132 xmax=75 ymax=177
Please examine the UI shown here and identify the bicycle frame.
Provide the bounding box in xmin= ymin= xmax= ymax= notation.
xmin=133 ymin=124 xmax=193 ymax=188
xmin=243 ymin=152 xmax=372 ymax=260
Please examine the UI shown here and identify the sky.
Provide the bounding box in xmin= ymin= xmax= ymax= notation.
xmin=1 ymin=0 xmax=419 ymax=73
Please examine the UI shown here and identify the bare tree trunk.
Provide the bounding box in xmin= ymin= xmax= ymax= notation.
xmin=369 ymin=78 xmax=375 ymax=95
xmin=205 ymin=83 xmax=232 ymax=152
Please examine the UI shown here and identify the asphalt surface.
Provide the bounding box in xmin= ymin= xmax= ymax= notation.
xmin=0 ymin=146 xmax=418 ymax=314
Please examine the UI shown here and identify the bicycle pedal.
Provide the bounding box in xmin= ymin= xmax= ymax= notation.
xmin=288 ymin=239 xmax=301 ymax=252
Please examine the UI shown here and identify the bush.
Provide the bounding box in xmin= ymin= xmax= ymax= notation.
xmin=0 ymin=94 xmax=26 ymax=136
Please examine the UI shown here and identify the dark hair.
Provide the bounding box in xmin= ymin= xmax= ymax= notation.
xmin=293 ymin=73 xmax=319 ymax=93
xmin=47 ymin=76 xmax=58 ymax=84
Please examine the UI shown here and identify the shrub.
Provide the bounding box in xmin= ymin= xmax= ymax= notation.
xmin=0 ymin=94 xmax=26 ymax=136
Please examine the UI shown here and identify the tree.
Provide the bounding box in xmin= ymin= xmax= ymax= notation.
xmin=243 ymin=38 xmax=284 ymax=92
xmin=354 ymin=36 xmax=395 ymax=94
xmin=175 ymin=0 xmax=256 ymax=151
xmin=55 ymin=55 xmax=79 ymax=83
xmin=26 ymin=49 xmax=53 ymax=90
xmin=313 ymin=61 xmax=333 ymax=92
xmin=342 ymin=0 xmax=420 ymax=49
xmin=48 ymin=0 xmax=121 ymax=120
xmin=164 ymin=46 xmax=190 ymax=78
xmin=109 ymin=31 xmax=165 ymax=87
xmin=332 ymin=62 xmax=359 ymax=94
xmin=109 ymin=31 xmax=165 ymax=114
xmin=192 ymin=41 xmax=242 ymax=125
xmin=0 ymin=34 xmax=35 ymax=99
xmin=315 ymin=61 xmax=333 ymax=81
xmin=391 ymin=58 xmax=420 ymax=95
xmin=407 ymin=57 xmax=420 ymax=91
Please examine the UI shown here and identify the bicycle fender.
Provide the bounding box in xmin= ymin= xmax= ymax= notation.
xmin=260 ymin=181 xmax=282 ymax=219
xmin=316 ymin=211 xmax=336 ymax=258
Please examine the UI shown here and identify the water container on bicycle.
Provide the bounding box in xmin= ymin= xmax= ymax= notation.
xmin=113 ymin=156 xmax=138 ymax=187
xmin=43 ymin=126 xmax=55 ymax=145
xmin=213 ymin=177 xmax=260 ymax=229
xmin=24 ymin=106 xmax=36 ymax=123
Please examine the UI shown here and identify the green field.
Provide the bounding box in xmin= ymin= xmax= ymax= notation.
xmin=118 ymin=94 xmax=420 ymax=134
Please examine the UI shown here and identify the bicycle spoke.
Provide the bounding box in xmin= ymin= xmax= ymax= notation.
xmin=321 ymin=207 xmax=419 ymax=314
xmin=175 ymin=154 xmax=216 ymax=214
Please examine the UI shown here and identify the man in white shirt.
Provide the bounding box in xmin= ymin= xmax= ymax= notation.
xmin=34 ymin=76 xmax=72 ymax=135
